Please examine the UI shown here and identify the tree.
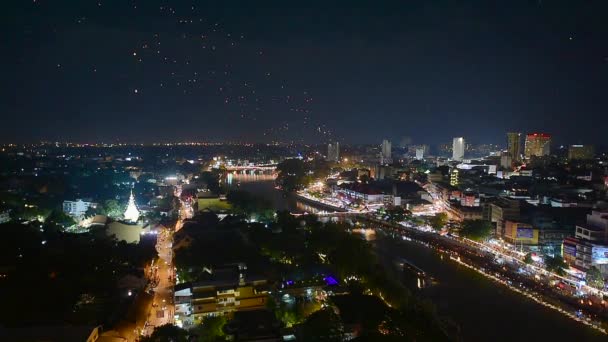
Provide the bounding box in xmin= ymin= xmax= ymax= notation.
xmin=196 ymin=316 xmax=227 ymax=341
xmin=545 ymin=255 xmax=568 ymax=276
xmin=524 ymin=252 xmax=533 ymax=264
xmin=47 ymin=209 xmax=76 ymax=227
xmin=460 ymin=219 xmax=492 ymax=241
xmin=300 ymin=308 xmax=344 ymax=342
xmin=199 ymin=171 xmax=221 ymax=194
xmin=227 ymin=190 xmax=274 ymax=221
xmin=586 ymin=266 xmax=605 ymax=290
xmin=276 ymin=158 xmax=307 ymax=191
xmin=429 ymin=213 xmax=448 ymax=231
xmin=103 ymin=199 xmax=124 ymax=218
xmin=141 ymin=324 xmax=189 ymax=342
xmin=386 ymin=206 xmax=410 ymax=223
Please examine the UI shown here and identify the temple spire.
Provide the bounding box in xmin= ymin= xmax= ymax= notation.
xmin=124 ymin=190 xmax=140 ymax=222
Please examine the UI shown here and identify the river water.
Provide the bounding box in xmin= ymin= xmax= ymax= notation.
xmin=227 ymin=173 xmax=606 ymax=341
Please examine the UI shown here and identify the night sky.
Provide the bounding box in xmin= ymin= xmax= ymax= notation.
xmin=2 ymin=1 xmax=607 ymax=146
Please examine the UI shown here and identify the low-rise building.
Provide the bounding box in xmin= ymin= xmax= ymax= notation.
xmin=0 ymin=210 xmax=11 ymax=224
xmin=563 ymin=210 xmax=608 ymax=276
xmin=503 ymin=220 xmax=539 ymax=246
xmin=174 ymin=264 xmax=268 ymax=322
xmin=63 ymin=199 xmax=98 ymax=218
xmin=489 ymin=198 xmax=521 ymax=237
xmin=445 ymin=202 xmax=483 ymax=221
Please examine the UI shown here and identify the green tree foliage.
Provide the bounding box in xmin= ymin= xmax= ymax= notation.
xmin=0 ymin=222 xmax=157 ymax=325
xmin=199 ymin=171 xmax=221 ymax=194
xmin=310 ymin=158 xmax=331 ymax=179
xmin=102 ymin=199 xmax=125 ymax=218
xmin=226 ymin=190 xmax=274 ymax=221
xmin=460 ymin=219 xmax=492 ymax=241
xmin=586 ymin=266 xmax=605 ymax=290
xmin=545 ymin=255 xmax=568 ymax=276
xmin=300 ymin=308 xmax=344 ymax=342
xmin=524 ymin=252 xmax=533 ymax=264
xmin=276 ymin=158 xmax=308 ymax=191
xmin=429 ymin=213 xmax=448 ymax=231
xmin=196 ymin=316 xmax=228 ymax=341
xmin=141 ymin=324 xmax=189 ymax=342
xmin=47 ymin=209 xmax=76 ymax=227
xmin=385 ymin=206 xmax=411 ymax=223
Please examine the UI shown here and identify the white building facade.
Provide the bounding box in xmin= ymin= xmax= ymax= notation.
xmin=452 ymin=137 xmax=465 ymax=161
xmin=63 ymin=199 xmax=97 ymax=218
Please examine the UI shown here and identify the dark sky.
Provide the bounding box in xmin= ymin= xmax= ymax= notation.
xmin=2 ymin=1 xmax=607 ymax=146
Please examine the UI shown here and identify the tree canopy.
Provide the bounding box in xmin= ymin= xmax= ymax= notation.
xmin=460 ymin=219 xmax=492 ymax=241
xmin=545 ymin=255 xmax=568 ymax=276
xmin=586 ymin=266 xmax=605 ymax=290
xmin=429 ymin=213 xmax=448 ymax=231
xmin=276 ymin=158 xmax=308 ymax=191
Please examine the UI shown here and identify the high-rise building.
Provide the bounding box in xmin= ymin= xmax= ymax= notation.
xmin=450 ymin=168 xmax=459 ymax=186
xmin=415 ymin=148 xmax=425 ymax=160
xmin=327 ymin=142 xmax=340 ymax=162
xmin=524 ymin=133 xmax=551 ymax=158
xmin=381 ymin=139 xmax=392 ymax=163
xmin=452 ymin=137 xmax=465 ymax=161
xmin=506 ymin=132 xmax=522 ymax=162
xmin=568 ymin=145 xmax=594 ymax=160
xmin=500 ymin=152 xmax=512 ymax=169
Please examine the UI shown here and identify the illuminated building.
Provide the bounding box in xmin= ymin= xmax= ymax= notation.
xmin=63 ymin=199 xmax=97 ymax=218
xmin=567 ymin=145 xmax=594 ymax=160
xmin=415 ymin=147 xmax=424 ymax=160
xmin=381 ymin=139 xmax=392 ymax=164
xmin=449 ymin=168 xmax=459 ymax=186
xmin=452 ymin=137 xmax=464 ymax=161
xmin=506 ymin=132 xmax=521 ymax=162
xmin=174 ymin=264 xmax=268 ymax=320
xmin=524 ymin=133 xmax=551 ymax=158
xmin=564 ymin=210 xmax=608 ymax=276
xmin=500 ymin=152 xmax=512 ymax=169
xmin=460 ymin=192 xmax=480 ymax=207
xmin=123 ymin=190 xmax=140 ymax=222
xmin=504 ymin=221 xmax=539 ymax=246
xmin=327 ymin=142 xmax=340 ymax=162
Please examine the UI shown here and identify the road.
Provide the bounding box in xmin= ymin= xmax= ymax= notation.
xmin=141 ymin=185 xmax=194 ymax=337
xmin=142 ymin=226 xmax=175 ymax=337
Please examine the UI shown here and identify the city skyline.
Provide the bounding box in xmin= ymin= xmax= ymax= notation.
xmin=3 ymin=1 xmax=608 ymax=145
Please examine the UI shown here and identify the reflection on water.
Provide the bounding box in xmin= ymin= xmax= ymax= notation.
xmin=225 ymin=172 xmax=323 ymax=214
xmin=226 ymin=172 xmax=276 ymax=185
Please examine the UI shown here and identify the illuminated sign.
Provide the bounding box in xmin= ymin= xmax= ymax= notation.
xmin=516 ymin=227 xmax=534 ymax=239
xmin=592 ymin=246 xmax=608 ymax=265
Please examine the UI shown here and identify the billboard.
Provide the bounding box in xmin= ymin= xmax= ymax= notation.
xmin=516 ymin=227 xmax=534 ymax=239
xmin=591 ymin=246 xmax=608 ymax=265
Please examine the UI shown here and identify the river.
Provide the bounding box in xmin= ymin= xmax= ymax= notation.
xmin=226 ymin=173 xmax=606 ymax=341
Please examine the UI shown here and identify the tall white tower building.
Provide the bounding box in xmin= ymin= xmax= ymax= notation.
xmin=327 ymin=142 xmax=340 ymax=162
xmin=381 ymin=139 xmax=392 ymax=163
xmin=452 ymin=137 xmax=465 ymax=161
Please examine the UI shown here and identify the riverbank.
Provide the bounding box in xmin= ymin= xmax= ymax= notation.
xmin=363 ymin=216 xmax=607 ymax=337
xmin=224 ymin=176 xmax=608 ymax=340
